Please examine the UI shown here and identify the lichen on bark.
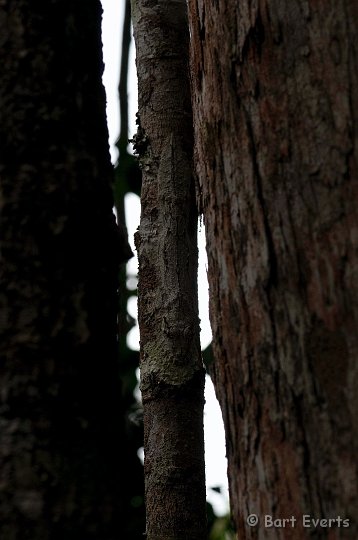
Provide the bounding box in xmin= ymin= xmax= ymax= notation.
xmin=131 ymin=1 xmax=206 ymax=539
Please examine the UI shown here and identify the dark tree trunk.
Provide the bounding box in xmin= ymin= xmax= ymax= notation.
xmin=188 ymin=0 xmax=358 ymax=538
xmin=0 ymin=2 xmax=132 ymax=538
xmin=131 ymin=1 xmax=207 ymax=539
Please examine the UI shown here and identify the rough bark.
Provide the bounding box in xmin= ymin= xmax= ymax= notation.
xmin=0 ymin=2 xmax=132 ymax=538
xmin=188 ymin=0 xmax=358 ymax=538
xmin=131 ymin=1 xmax=206 ymax=539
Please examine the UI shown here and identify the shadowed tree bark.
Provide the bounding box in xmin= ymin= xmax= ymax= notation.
xmin=188 ymin=0 xmax=358 ymax=538
xmin=131 ymin=1 xmax=207 ymax=539
xmin=0 ymin=2 xmax=132 ymax=538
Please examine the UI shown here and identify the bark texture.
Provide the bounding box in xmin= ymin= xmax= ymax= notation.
xmin=188 ymin=0 xmax=358 ymax=538
xmin=131 ymin=1 xmax=206 ymax=539
xmin=0 ymin=2 xmax=131 ymax=538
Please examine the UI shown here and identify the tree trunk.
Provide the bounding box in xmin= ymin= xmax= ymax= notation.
xmin=0 ymin=2 xmax=132 ymax=538
xmin=131 ymin=1 xmax=207 ymax=539
xmin=188 ymin=0 xmax=358 ymax=538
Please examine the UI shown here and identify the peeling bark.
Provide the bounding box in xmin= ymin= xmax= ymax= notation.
xmin=188 ymin=0 xmax=358 ymax=538
xmin=131 ymin=1 xmax=206 ymax=539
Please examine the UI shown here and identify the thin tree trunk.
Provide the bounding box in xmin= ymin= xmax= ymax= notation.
xmin=188 ymin=0 xmax=358 ymax=538
xmin=118 ymin=0 xmax=132 ymax=160
xmin=114 ymin=3 xmax=146 ymax=536
xmin=0 ymin=2 xmax=131 ymax=538
xmin=131 ymin=1 xmax=206 ymax=539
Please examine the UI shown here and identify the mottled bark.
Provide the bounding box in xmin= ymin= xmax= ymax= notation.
xmin=0 ymin=2 xmax=131 ymax=538
xmin=131 ymin=1 xmax=206 ymax=539
xmin=188 ymin=0 xmax=358 ymax=538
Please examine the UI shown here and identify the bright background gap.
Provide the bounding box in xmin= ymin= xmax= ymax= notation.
xmin=101 ymin=0 xmax=229 ymax=516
